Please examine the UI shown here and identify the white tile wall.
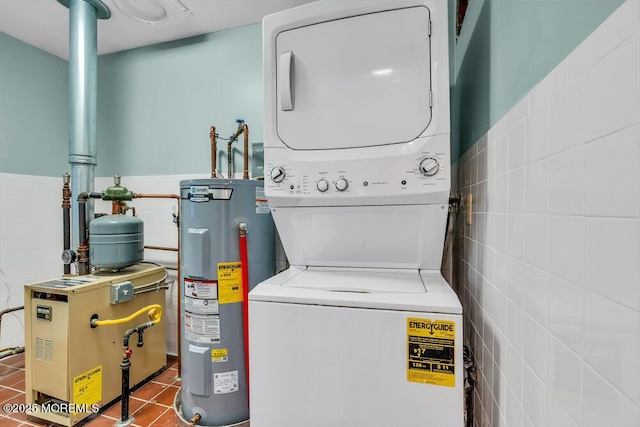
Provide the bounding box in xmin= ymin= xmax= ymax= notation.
xmin=0 ymin=173 xmax=63 ymax=348
xmin=451 ymin=2 xmax=640 ymax=425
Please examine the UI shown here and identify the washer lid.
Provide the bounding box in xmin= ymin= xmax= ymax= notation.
xmin=250 ymin=266 xmax=462 ymax=315
xmin=283 ymin=267 xmax=425 ymax=293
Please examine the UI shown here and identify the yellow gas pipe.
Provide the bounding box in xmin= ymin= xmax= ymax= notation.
xmin=90 ymin=304 xmax=163 ymax=327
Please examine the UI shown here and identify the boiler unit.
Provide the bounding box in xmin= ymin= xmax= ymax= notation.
xmin=249 ymin=1 xmax=464 ymax=426
xmin=179 ymin=178 xmax=275 ymax=426
xmin=24 ymin=263 xmax=167 ymax=426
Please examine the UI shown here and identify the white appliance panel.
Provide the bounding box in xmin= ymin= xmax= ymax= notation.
xmin=250 ymin=267 xmax=463 ymax=314
xmin=283 ymin=267 xmax=425 ymax=293
xmin=275 ymin=6 xmax=432 ymax=151
xmin=265 ymin=134 xmax=450 ymax=208
xmin=249 ymin=297 xmax=464 ymax=427
xmin=272 ymin=204 xmax=447 ymax=270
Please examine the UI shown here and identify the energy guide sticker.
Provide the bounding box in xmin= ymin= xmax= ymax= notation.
xmin=407 ymin=318 xmax=456 ymax=387
xmin=73 ymin=365 xmax=102 ymax=407
xmin=217 ymin=262 xmax=243 ymax=304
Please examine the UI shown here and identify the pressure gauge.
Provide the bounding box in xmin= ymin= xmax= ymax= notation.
xmin=62 ymin=250 xmax=77 ymax=265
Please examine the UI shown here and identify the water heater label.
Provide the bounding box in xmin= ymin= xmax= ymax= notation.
xmin=217 ymin=262 xmax=243 ymax=304
xmin=184 ymin=279 xmax=218 ymax=299
xmin=184 ymin=313 xmax=221 ymax=343
xmin=211 ymin=348 xmax=228 ymax=363
xmin=407 ymin=318 xmax=455 ymax=387
xmin=185 ymin=297 xmax=219 ymax=315
xmin=214 ymin=370 xmax=239 ymax=394
xmin=255 ymin=187 xmax=270 ymax=214
xmin=189 ymin=185 xmax=210 ymax=203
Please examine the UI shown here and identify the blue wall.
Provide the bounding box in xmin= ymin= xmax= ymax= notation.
xmin=1 ymin=2 xmax=626 ymax=174
xmin=96 ymin=24 xmax=263 ymax=177
xmin=451 ymin=0 xmax=623 ymax=161
xmin=0 ymin=33 xmax=68 ymax=176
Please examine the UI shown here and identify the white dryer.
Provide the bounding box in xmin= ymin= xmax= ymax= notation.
xmin=250 ymin=1 xmax=462 ymax=425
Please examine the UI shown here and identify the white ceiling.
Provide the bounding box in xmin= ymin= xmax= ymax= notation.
xmin=0 ymin=0 xmax=316 ymax=59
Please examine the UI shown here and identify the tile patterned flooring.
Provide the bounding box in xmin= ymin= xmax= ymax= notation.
xmin=0 ymin=353 xmax=182 ymax=426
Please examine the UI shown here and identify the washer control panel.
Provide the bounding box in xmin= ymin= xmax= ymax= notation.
xmin=265 ymin=135 xmax=450 ymax=204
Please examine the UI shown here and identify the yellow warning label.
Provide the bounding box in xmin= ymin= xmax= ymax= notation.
xmin=211 ymin=348 xmax=229 ymax=362
xmin=217 ymin=262 xmax=243 ymax=304
xmin=73 ymin=365 xmax=102 ymax=407
xmin=407 ymin=318 xmax=455 ymax=387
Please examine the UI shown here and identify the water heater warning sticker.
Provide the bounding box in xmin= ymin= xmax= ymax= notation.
xmin=185 ymin=297 xmax=219 ymax=315
xmin=255 ymin=187 xmax=269 ymax=214
xmin=211 ymin=348 xmax=228 ymax=363
xmin=407 ymin=318 xmax=455 ymax=387
xmin=184 ymin=313 xmax=220 ymax=343
xmin=184 ymin=279 xmax=218 ymax=300
xmin=217 ymin=262 xmax=243 ymax=304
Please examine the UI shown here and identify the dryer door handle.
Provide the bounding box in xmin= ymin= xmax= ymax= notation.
xmin=280 ymin=51 xmax=294 ymax=111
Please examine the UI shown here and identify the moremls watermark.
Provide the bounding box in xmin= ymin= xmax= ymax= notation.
xmin=2 ymin=403 xmax=100 ymax=414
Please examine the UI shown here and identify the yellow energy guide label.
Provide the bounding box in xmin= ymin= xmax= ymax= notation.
xmin=407 ymin=318 xmax=456 ymax=387
xmin=217 ymin=262 xmax=243 ymax=304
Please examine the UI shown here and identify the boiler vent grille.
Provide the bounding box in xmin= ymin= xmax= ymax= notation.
xmin=35 ymin=338 xmax=54 ymax=362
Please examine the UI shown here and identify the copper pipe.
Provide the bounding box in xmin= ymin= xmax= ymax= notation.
xmin=133 ymin=193 xmax=182 ymax=377
xmin=144 ymin=245 xmax=178 ymax=252
xmin=62 ymin=173 xmax=72 ymax=275
xmin=228 ymin=124 xmax=244 ymax=179
xmin=112 ymin=200 xmax=125 ymax=215
xmin=189 ymin=413 xmax=201 ymax=425
xmin=134 ymin=194 xmax=179 ymax=199
xmin=77 ymin=191 xmax=101 ymax=275
xmin=242 ymin=124 xmax=249 ymax=179
xmin=210 ymin=126 xmax=217 ymax=178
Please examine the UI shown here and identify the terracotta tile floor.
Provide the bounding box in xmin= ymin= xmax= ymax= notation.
xmin=0 ymin=353 xmax=183 ymax=426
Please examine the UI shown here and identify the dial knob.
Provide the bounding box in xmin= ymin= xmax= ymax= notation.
xmin=317 ymin=179 xmax=329 ymax=193
xmin=335 ymin=178 xmax=349 ymax=192
xmin=419 ymin=157 xmax=440 ymax=177
xmin=270 ymin=166 xmax=286 ymax=183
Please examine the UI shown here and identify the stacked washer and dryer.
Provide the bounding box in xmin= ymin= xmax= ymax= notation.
xmin=250 ymin=1 xmax=463 ymax=426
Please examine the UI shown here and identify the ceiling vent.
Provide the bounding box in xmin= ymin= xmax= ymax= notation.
xmin=113 ymin=0 xmax=169 ymax=24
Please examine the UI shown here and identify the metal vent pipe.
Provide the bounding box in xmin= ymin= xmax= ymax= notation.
xmin=57 ymin=0 xmax=110 ymax=248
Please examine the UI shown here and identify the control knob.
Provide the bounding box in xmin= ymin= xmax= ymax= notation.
xmin=419 ymin=157 xmax=440 ymax=177
xmin=335 ymin=178 xmax=349 ymax=192
xmin=317 ymin=179 xmax=329 ymax=193
xmin=270 ymin=166 xmax=286 ymax=183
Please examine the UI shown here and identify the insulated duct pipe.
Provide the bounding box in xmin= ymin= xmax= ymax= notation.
xmin=57 ymin=0 xmax=110 ymax=248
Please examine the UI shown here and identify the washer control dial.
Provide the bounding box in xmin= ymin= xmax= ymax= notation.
xmin=317 ymin=179 xmax=329 ymax=193
xmin=270 ymin=166 xmax=286 ymax=183
xmin=335 ymin=178 xmax=349 ymax=192
xmin=419 ymin=157 xmax=440 ymax=177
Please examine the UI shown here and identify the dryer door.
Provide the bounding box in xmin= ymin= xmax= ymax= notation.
xmin=275 ymin=5 xmax=432 ymax=151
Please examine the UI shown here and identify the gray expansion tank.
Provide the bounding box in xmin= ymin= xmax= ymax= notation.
xmin=179 ymin=179 xmax=275 ymax=426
